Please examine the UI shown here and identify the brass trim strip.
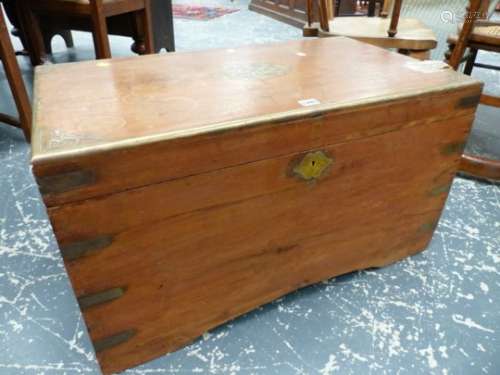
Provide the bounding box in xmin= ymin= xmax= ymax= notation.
xmin=93 ymin=329 xmax=137 ymax=353
xmin=31 ymin=80 xmax=482 ymax=164
xmin=78 ymin=287 xmax=124 ymax=311
xmin=60 ymin=235 xmax=113 ymax=261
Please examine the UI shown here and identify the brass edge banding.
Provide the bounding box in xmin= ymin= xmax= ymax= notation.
xmin=60 ymin=235 xmax=113 ymax=261
xmin=31 ymin=80 xmax=481 ymax=164
xmin=93 ymin=329 xmax=137 ymax=353
xmin=78 ymin=287 xmax=125 ymax=311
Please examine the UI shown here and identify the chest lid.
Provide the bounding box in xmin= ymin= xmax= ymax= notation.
xmin=31 ymin=37 xmax=481 ymax=206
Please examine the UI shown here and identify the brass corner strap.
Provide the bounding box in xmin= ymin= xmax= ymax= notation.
xmin=37 ymin=169 xmax=95 ymax=195
xmin=78 ymin=287 xmax=125 ymax=311
xmin=93 ymin=329 xmax=137 ymax=353
xmin=60 ymin=235 xmax=113 ymax=261
xmin=292 ymin=150 xmax=333 ymax=181
xmin=441 ymin=141 xmax=466 ymax=156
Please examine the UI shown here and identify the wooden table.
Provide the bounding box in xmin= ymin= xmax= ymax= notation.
xmin=2 ymin=0 xmax=174 ymax=61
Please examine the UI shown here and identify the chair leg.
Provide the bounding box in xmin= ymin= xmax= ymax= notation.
xmin=380 ymin=0 xmax=392 ymax=17
xmin=89 ymin=0 xmax=111 ymax=59
xmin=367 ymin=0 xmax=377 ymax=16
xmin=42 ymin=31 xmax=54 ymax=55
xmin=16 ymin=1 xmax=46 ymax=65
xmin=61 ymin=30 xmax=74 ymax=48
xmin=0 ymin=8 xmax=32 ymax=141
xmin=463 ymin=47 xmax=477 ymax=75
xmin=142 ymin=0 xmax=154 ymax=54
xmin=387 ymin=0 xmax=402 ymax=37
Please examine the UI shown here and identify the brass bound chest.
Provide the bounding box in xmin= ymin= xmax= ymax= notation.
xmin=31 ymin=38 xmax=482 ymax=374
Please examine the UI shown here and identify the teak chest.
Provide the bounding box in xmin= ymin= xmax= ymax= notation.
xmin=32 ymin=38 xmax=482 ymax=374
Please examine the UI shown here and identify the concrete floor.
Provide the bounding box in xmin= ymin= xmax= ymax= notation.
xmin=1 ymin=1 xmax=500 ymax=374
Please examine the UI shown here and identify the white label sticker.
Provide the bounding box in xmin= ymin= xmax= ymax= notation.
xmin=298 ymin=98 xmax=321 ymax=107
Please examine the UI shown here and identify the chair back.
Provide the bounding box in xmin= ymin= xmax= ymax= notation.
xmin=447 ymin=0 xmax=485 ymax=69
xmin=313 ymin=0 xmax=403 ymax=37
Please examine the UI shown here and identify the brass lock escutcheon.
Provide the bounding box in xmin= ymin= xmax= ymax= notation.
xmin=292 ymin=150 xmax=333 ymax=181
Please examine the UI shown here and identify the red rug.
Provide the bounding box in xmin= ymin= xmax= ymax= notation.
xmin=173 ymin=4 xmax=239 ymax=20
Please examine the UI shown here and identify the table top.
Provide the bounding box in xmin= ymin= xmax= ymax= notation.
xmin=32 ymin=37 xmax=477 ymax=162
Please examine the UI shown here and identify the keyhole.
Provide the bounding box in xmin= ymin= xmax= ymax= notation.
xmin=311 ymin=160 xmax=316 ymax=167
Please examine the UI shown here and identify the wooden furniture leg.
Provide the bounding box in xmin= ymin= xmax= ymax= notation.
xmin=16 ymin=0 xmax=46 ymax=65
xmin=388 ymin=0 xmax=402 ymax=37
xmin=380 ymin=0 xmax=392 ymax=17
xmin=447 ymin=0 xmax=500 ymax=181
xmin=319 ymin=0 xmax=330 ymax=32
xmin=447 ymin=0 xmax=482 ymax=69
xmin=0 ymin=6 xmax=31 ymax=141
xmin=463 ymin=47 xmax=478 ymax=75
xmin=89 ymin=0 xmax=111 ymax=59
xmin=131 ymin=0 xmax=154 ymax=54
xmin=142 ymin=0 xmax=154 ymax=54
xmin=367 ymin=0 xmax=377 ymax=17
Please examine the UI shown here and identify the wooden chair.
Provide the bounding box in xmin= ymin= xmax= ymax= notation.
xmin=305 ymin=0 xmax=437 ymax=60
xmin=446 ymin=0 xmax=500 ymax=181
xmin=356 ymin=0 xmax=386 ymax=17
xmin=19 ymin=0 xmax=154 ymax=64
xmin=0 ymin=4 xmax=31 ymax=141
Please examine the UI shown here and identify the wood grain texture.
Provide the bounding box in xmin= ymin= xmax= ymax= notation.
xmin=66 ymin=113 xmax=473 ymax=374
xmin=46 ymin=87 xmax=480 ymax=245
xmin=31 ymin=38 xmax=482 ymax=374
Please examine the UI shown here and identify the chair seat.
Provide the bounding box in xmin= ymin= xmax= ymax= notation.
xmin=318 ymin=17 xmax=437 ymax=51
xmin=448 ymin=22 xmax=500 ymax=53
xmin=31 ymin=0 xmax=146 ymax=17
xmin=464 ymin=21 xmax=500 ymax=47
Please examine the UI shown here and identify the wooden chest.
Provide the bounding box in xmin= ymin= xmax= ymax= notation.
xmin=32 ymin=38 xmax=482 ymax=374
